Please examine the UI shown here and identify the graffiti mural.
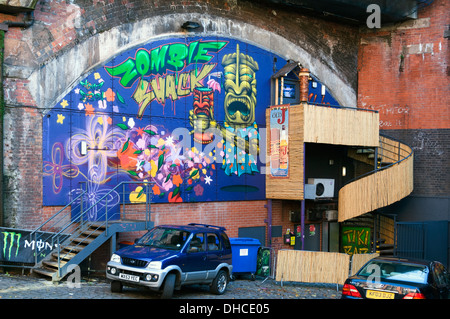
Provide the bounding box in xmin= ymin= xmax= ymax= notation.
xmin=341 ymin=226 xmax=371 ymax=255
xmin=43 ymin=37 xmax=339 ymax=220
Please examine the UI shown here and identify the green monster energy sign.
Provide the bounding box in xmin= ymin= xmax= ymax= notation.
xmin=0 ymin=227 xmax=68 ymax=264
xmin=2 ymin=231 xmax=21 ymax=260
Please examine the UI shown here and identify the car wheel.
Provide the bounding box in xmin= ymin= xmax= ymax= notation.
xmin=211 ymin=269 xmax=228 ymax=295
xmin=161 ymin=273 xmax=176 ymax=299
xmin=110 ymin=280 xmax=122 ymax=293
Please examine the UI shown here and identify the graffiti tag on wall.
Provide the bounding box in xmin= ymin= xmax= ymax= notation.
xmin=341 ymin=226 xmax=371 ymax=255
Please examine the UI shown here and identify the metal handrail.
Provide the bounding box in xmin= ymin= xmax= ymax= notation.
xmin=344 ymin=133 xmax=414 ymax=186
xmin=52 ymin=181 xmax=153 ymax=276
xmin=29 ymin=190 xmax=87 ymax=266
xmin=307 ymin=102 xmax=379 ymax=114
xmin=29 ymin=181 xmax=152 ymax=277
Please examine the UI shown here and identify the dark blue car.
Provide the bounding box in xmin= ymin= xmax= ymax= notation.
xmin=342 ymin=257 xmax=450 ymax=299
xmin=106 ymin=223 xmax=233 ymax=298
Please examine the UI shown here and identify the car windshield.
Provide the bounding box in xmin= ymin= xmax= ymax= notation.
xmin=137 ymin=227 xmax=190 ymax=251
xmin=358 ymin=260 xmax=429 ymax=284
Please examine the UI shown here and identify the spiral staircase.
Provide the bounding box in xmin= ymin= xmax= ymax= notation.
xmin=339 ymin=134 xmax=414 ymax=222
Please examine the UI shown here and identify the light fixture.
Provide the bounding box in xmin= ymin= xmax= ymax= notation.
xmin=181 ymin=21 xmax=201 ymax=31
xmin=342 ymin=166 xmax=347 ymax=177
xmin=80 ymin=141 xmax=88 ymax=156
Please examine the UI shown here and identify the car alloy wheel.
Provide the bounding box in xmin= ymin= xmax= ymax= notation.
xmin=211 ymin=270 xmax=228 ymax=295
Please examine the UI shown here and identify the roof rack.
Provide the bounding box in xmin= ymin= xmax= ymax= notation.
xmin=188 ymin=223 xmax=226 ymax=231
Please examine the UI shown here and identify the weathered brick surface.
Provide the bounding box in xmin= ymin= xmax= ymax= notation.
xmin=2 ymin=0 xmax=359 ymax=106
xmin=115 ymin=198 xmax=296 ymax=253
xmin=382 ymin=129 xmax=450 ymax=197
xmin=3 ymin=107 xmax=44 ymax=229
xmin=358 ymin=0 xmax=449 ymax=130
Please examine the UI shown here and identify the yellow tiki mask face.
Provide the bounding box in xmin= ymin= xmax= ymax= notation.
xmin=222 ymin=44 xmax=259 ymax=127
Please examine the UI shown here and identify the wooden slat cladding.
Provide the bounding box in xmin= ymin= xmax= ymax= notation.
xmin=338 ymin=142 xmax=413 ymax=222
xmin=276 ymin=250 xmax=350 ymax=284
xmin=265 ymin=104 xmax=380 ymax=200
xmin=303 ymin=104 xmax=379 ymax=147
xmin=265 ymin=105 xmax=304 ymax=200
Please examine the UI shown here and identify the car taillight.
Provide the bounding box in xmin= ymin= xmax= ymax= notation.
xmin=342 ymin=283 xmax=362 ymax=298
xmin=403 ymin=292 xmax=426 ymax=299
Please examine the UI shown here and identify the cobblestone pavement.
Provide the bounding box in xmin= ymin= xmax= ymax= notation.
xmin=0 ymin=272 xmax=342 ymax=300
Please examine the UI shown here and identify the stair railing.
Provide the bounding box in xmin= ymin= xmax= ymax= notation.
xmin=345 ymin=133 xmax=414 ymax=184
xmin=29 ymin=189 xmax=87 ymax=266
xmin=30 ymin=181 xmax=153 ymax=276
xmin=52 ymin=181 xmax=153 ymax=278
xmin=338 ymin=134 xmax=414 ymax=223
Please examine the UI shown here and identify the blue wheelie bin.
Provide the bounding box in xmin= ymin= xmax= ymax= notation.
xmin=229 ymin=238 xmax=261 ymax=280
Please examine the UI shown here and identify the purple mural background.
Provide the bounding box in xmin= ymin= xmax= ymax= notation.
xmin=42 ymin=36 xmax=339 ymax=218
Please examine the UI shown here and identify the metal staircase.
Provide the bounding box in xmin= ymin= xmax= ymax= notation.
xmin=30 ymin=182 xmax=154 ymax=282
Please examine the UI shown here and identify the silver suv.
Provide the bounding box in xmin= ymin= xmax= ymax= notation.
xmin=106 ymin=223 xmax=233 ymax=298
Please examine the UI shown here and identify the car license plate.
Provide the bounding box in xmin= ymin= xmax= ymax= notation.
xmin=366 ymin=290 xmax=395 ymax=299
xmin=119 ymin=273 xmax=140 ymax=282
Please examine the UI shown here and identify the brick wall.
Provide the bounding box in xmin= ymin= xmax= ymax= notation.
xmin=358 ymin=0 xmax=449 ymax=198
xmin=117 ymin=200 xmax=270 ymax=243
xmin=381 ymin=128 xmax=450 ymax=196
xmin=115 ymin=199 xmax=300 ymax=252
xmin=358 ymin=0 xmax=449 ymax=131
xmin=3 ymin=107 xmax=44 ymax=229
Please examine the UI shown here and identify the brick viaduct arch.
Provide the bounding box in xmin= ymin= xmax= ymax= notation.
xmin=27 ymin=13 xmax=357 ymax=111
xmin=3 ymin=9 xmax=358 ymax=228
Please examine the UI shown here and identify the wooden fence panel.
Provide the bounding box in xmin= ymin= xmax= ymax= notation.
xmin=275 ymin=250 xmax=350 ymax=284
xmin=350 ymin=253 xmax=379 ymax=275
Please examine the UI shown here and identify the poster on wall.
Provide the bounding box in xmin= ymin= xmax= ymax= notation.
xmin=0 ymin=227 xmax=69 ymax=264
xmin=341 ymin=226 xmax=371 ymax=255
xmin=42 ymin=37 xmax=294 ymax=218
xmin=269 ymin=105 xmax=289 ymax=177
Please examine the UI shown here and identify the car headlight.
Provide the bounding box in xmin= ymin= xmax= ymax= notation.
xmin=110 ymin=254 xmax=121 ymax=263
xmin=147 ymin=261 xmax=162 ymax=269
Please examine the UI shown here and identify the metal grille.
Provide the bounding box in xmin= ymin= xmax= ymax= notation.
xmin=396 ymin=223 xmax=425 ymax=259
xmin=121 ymin=257 xmax=148 ymax=268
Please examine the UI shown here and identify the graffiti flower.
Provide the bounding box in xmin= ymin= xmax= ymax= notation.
xmin=168 ymin=190 xmax=182 ymax=202
xmin=104 ymin=88 xmax=116 ymax=102
xmin=194 ymin=184 xmax=204 ymax=196
xmin=152 ymin=184 xmax=161 ymax=196
xmin=117 ymin=140 xmax=139 ymax=171
xmin=85 ymin=103 xmax=95 ymax=116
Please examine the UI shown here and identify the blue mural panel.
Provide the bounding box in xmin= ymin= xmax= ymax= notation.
xmin=42 ymin=36 xmax=339 ymax=219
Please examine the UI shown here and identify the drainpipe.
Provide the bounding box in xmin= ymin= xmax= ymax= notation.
xmin=299 ymin=68 xmax=310 ymax=103
xmin=3 ymin=11 xmax=35 ymax=28
xmin=265 ymin=199 xmax=272 ymax=247
xmin=0 ymin=11 xmax=35 ymax=226
xmin=0 ymin=25 xmax=5 ymax=226
xmin=299 ymin=68 xmax=310 ymax=250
